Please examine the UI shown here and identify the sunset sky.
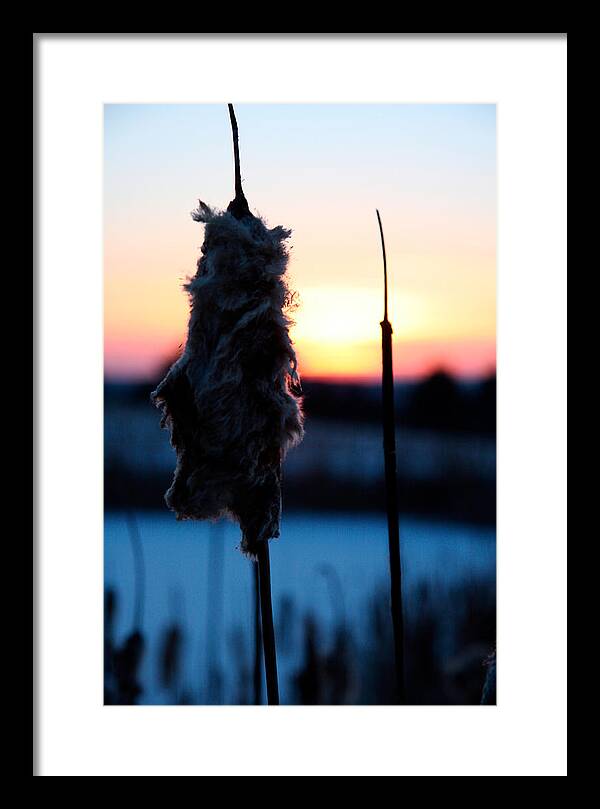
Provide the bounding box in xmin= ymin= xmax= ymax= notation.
xmin=104 ymin=104 xmax=495 ymax=382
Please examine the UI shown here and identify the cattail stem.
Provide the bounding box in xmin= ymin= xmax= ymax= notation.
xmin=376 ymin=209 xmax=406 ymax=704
xmin=226 ymin=101 xmax=278 ymax=704
xmin=252 ymin=562 xmax=263 ymax=705
xmin=227 ymin=103 xmax=251 ymax=219
xmin=228 ymin=103 xmax=243 ymax=200
xmin=256 ymin=542 xmax=279 ymax=705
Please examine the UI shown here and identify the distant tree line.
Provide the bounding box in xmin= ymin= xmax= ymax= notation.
xmin=106 ymin=370 xmax=496 ymax=436
xmin=301 ymin=371 xmax=496 ymax=435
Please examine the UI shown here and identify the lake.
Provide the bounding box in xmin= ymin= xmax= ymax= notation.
xmin=105 ymin=511 xmax=495 ymax=704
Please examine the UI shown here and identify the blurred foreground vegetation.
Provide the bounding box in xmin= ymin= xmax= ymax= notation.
xmin=105 ymin=576 xmax=495 ymax=706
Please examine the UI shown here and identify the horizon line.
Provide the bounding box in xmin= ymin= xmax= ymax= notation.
xmin=104 ymin=367 xmax=497 ymax=387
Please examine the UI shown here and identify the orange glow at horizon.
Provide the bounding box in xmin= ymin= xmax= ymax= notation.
xmin=104 ymin=269 xmax=496 ymax=381
xmin=104 ymin=261 xmax=496 ymax=382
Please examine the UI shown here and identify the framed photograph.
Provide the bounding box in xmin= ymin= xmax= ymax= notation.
xmin=34 ymin=33 xmax=567 ymax=776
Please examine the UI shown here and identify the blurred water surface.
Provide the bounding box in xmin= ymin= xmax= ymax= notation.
xmin=105 ymin=510 xmax=495 ymax=705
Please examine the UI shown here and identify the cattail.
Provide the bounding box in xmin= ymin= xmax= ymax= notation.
xmin=377 ymin=210 xmax=406 ymax=704
xmin=152 ymin=104 xmax=303 ymax=704
xmin=252 ymin=562 xmax=263 ymax=705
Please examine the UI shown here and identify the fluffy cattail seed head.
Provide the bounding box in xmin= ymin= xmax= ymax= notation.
xmin=152 ymin=203 xmax=303 ymax=555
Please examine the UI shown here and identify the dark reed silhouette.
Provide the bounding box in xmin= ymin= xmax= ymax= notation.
xmin=294 ymin=616 xmax=322 ymax=704
xmin=104 ymin=515 xmax=147 ymax=706
xmin=104 ymin=586 xmax=145 ymax=706
xmin=229 ymin=626 xmax=252 ymax=705
xmin=376 ymin=209 xmax=406 ymax=703
xmin=205 ymin=521 xmax=225 ymax=704
xmin=126 ymin=511 xmax=145 ymax=630
xmin=252 ymin=562 xmax=263 ymax=705
xmin=158 ymin=623 xmax=183 ymax=698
